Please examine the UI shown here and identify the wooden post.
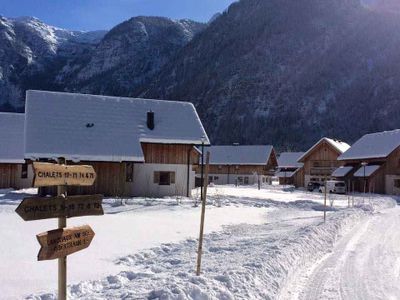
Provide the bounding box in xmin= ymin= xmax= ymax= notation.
xmin=57 ymin=158 xmax=67 ymax=300
xmin=324 ymin=176 xmax=327 ymax=223
xmin=347 ymin=179 xmax=350 ymax=208
xmin=196 ymin=151 xmax=210 ymax=276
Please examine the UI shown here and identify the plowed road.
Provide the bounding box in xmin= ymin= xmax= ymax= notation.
xmin=282 ymin=206 xmax=400 ymax=300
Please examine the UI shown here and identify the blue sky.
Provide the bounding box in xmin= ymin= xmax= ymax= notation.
xmin=0 ymin=0 xmax=237 ymax=31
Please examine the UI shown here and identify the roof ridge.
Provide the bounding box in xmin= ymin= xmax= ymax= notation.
xmin=27 ymin=90 xmax=193 ymax=106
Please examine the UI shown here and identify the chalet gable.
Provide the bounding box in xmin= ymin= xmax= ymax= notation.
xmin=298 ymin=138 xmax=350 ymax=163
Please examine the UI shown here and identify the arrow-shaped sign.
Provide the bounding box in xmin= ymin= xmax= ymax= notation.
xmin=15 ymin=195 xmax=104 ymax=221
xmin=33 ymin=162 xmax=97 ymax=187
xmin=37 ymin=225 xmax=95 ymax=261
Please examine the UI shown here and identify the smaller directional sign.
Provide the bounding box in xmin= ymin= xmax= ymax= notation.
xmin=15 ymin=195 xmax=104 ymax=221
xmin=37 ymin=225 xmax=95 ymax=261
xmin=33 ymin=162 xmax=97 ymax=187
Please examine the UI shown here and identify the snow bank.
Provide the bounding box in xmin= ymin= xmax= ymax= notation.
xmin=28 ymin=193 xmax=396 ymax=299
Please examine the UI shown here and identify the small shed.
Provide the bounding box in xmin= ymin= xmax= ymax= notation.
xmin=276 ymin=152 xmax=304 ymax=187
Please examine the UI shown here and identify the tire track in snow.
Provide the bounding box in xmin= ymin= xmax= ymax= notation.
xmin=285 ymin=207 xmax=400 ymax=300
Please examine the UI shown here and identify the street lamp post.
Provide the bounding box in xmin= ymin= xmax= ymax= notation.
xmin=361 ymin=162 xmax=367 ymax=204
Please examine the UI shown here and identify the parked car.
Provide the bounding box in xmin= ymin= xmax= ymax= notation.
xmin=319 ymin=180 xmax=347 ymax=194
xmin=307 ymin=182 xmax=321 ymax=192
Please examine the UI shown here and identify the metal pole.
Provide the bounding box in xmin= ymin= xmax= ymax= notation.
xmin=58 ymin=158 xmax=67 ymax=300
xmin=196 ymin=151 xmax=210 ymax=276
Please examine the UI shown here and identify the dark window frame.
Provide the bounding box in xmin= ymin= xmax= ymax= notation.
xmin=21 ymin=163 xmax=28 ymax=179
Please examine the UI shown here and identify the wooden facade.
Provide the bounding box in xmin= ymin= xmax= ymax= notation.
xmin=339 ymin=146 xmax=400 ymax=194
xmin=0 ymin=164 xmax=17 ymax=189
xmin=142 ymin=143 xmax=200 ymax=165
xmin=300 ymin=140 xmax=346 ymax=187
xmin=202 ymin=148 xmax=278 ymax=186
xmin=279 ymin=167 xmax=305 ymax=188
xmin=42 ymin=143 xmax=202 ymax=197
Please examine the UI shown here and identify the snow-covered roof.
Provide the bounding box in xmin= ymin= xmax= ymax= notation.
xmin=278 ymin=152 xmax=304 ymax=168
xmin=275 ymin=170 xmax=297 ymax=178
xmin=331 ymin=166 xmax=353 ymax=177
xmin=353 ymin=165 xmax=381 ymax=177
xmin=298 ymin=138 xmax=350 ymax=162
xmin=207 ymin=145 xmax=274 ymax=165
xmin=25 ymin=90 xmax=209 ymax=162
xmin=339 ymin=129 xmax=400 ymax=161
xmin=0 ymin=112 xmax=25 ymax=163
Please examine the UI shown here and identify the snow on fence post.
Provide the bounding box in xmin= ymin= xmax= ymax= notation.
xmin=196 ymin=151 xmax=210 ymax=276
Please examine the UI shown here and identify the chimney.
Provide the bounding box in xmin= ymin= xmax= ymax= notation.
xmin=147 ymin=111 xmax=155 ymax=130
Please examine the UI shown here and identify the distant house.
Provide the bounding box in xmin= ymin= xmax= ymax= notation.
xmin=201 ymin=145 xmax=278 ymax=185
xmin=298 ymin=138 xmax=350 ymax=187
xmin=338 ymin=129 xmax=400 ymax=195
xmin=0 ymin=113 xmax=33 ymax=189
xmin=276 ymin=152 xmax=304 ymax=187
xmin=24 ymin=90 xmax=209 ymax=197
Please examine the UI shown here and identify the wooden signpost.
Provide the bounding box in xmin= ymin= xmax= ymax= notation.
xmin=16 ymin=194 xmax=103 ymax=221
xmin=16 ymin=160 xmax=103 ymax=300
xmin=33 ymin=162 xmax=96 ymax=187
xmin=196 ymin=151 xmax=210 ymax=276
xmin=37 ymin=225 xmax=95 ymax=261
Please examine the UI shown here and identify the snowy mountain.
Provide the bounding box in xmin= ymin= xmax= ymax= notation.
xmin=138 ymin=0 xmax=400 ymax=150
xmin=0 ymin=16 xmax=204 ymax=110
xmin=3 ymin=0 xmax=400 ymax=150
xmin=56 ymin=17 xmax=206 ymax=96
xmin=0 ymin=16 xmax=106 ymax=110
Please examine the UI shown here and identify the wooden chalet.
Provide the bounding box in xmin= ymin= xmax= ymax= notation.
xmin=338 ymin=129 xmax=400 ymax=195
xmin=200 ymin=145 xmax=278 ymax=185
xmin=298 ymin=138 xmax=350 ymax=187
xmin=24 ymin=90 xmax=209 ymax=198
xmin=0 ymin=112 xmax=33 ymax=189
xmin=276 ymin=152 xmax=304 ymax=187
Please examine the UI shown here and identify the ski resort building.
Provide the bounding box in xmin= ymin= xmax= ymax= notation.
xmin=0 ymin=112 xmax=33 ymax=189
xmin=298 ymin=138 xmax=350 ymax=187
xmin=338 ymin=129 xmax=400 ymax=195
xmin=202 ymin=145 xmax=278 ymax=185
xmin=24 ymin=90 xmax=209 ymax=197
xmin=276 ymin=152 xmax=304 ymax=187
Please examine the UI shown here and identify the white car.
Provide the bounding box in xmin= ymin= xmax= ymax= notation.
xmin=319 ymin=180 xmax=347 ymax=194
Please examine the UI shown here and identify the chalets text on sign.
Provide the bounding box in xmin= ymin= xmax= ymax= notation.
xmin=33 ymin=162 xmax=97 ymax=187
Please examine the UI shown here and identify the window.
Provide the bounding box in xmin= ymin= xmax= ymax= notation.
xmin=21 ymin=163 xmax=28 ymax=179
xmin=244 ymin=177 xmax=249 ymax=185
xmin=214 ymin=176 xmax=219 ymax=180
xmin=394 ymin=179 xmax=400 ymax=188
xmin=125 ymin=162 xmax=134 ymax=182
xmin=154 ymin=171 xmax=176 ymax=185
xmin=238 ymin=176 xmax=243 ymax=184
xmin=209 ymin=176 xmax=213 ymax=183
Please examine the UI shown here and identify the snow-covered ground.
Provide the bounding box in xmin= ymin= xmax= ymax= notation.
xmin=0 ymin=185 xmax=397 ymax=299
